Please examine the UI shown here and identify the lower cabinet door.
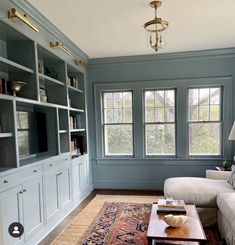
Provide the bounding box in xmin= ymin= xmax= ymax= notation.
xmin=44 ymin=170 xmax=60 ymax=223
xmin=80 ymin=157 xmax=88 ymax=191
xmin=0 ymin=185 xmax=24 ymax=245
xmin=22 ymin=175 xmax=43 ymax=241
xmin=59 ymin=167 xmax=71 ymax=210
xmin=71 ymin=160 xmax=80 ymax=199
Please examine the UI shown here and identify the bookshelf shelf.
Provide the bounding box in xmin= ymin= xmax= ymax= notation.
xmin=0 ymin=56 xmax=34 ymax=74
xmin=0 ymin=132 xmax=13 ymax=138
xmin=70 ymin=129 xmax=85 ymax=133
xmin=39 ymin=73 xmax=64 ymax=86
xmin=68 ymin=85 xmax=83 ymax=94
xmin=59 ymin=130 xmax=68 ymax=134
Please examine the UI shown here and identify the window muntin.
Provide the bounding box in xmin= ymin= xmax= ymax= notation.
xmin=144 ymin=89 xmax=176 ymax=156
xmin=103 ymin=91 xmax=133 ymax=156
xmin=188 ymin=87 xmax=221 ymax=156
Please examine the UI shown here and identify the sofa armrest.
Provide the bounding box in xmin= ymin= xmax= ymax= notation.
xmin=206 ymin=170 xmax=231 ymax=180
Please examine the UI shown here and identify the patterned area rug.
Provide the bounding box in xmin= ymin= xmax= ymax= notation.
xmin=51 ymin=195 xmax=221 ymax=245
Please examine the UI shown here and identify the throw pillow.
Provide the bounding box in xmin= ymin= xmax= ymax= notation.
xmin=228 ymin=167 xmax=235 ymax=188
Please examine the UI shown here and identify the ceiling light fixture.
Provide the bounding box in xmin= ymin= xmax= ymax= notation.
xmin=144 ymin=1 xmax=169 ymax=52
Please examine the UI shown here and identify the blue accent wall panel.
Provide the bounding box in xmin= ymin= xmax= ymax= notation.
xmin=88 ymin=48 xmax=235 ymax=190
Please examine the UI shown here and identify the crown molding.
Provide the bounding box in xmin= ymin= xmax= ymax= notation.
xmin=89 ymin=47 xmax=235 ymax=66
xmin=11 ymin=0 xmax=88 ymax=60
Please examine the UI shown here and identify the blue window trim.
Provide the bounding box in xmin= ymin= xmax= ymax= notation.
xmin=94 ymin=76 xmax=232 ymax=162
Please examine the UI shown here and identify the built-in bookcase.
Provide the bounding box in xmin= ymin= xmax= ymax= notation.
xmin=0 ymin=16 xmax=87 ymax=171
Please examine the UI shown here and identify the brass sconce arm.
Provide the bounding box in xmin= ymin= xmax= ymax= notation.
xmin=50 ymin=42 xmax=71 ymax=56
xmin=74 ymin=60 xmax=88 ymax=69
xmin=8 ymin=8 xmax=39 ymax=32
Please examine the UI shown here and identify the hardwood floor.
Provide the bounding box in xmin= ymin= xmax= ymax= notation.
xmin=38 ymin=189 xmax=163 ymax=245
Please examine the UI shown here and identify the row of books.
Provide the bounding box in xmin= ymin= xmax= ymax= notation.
xmin=156 ymin=199 xmax=186 ymax=214
xmin=70 ymin=115 xmax=81 ymax=130
xmin=67 ymin=76 xmax=79 ymax=89
xmin=0 ymin=79 xmax=11 ymax=95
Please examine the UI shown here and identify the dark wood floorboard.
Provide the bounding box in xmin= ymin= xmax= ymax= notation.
xmin=38 ymin=189 xmax=163 ymax=244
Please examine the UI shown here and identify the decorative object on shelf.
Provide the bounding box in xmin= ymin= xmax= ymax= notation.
xmin=40 ymin=88 xmax=47 ymax=102
xmin=38 ymin=62 xmax=44 ymax=74
xmin=10 ymin=81 xmax=26 ymax=96
xmin=163 ymin=214 xmax=189 ymax=227
xmin=222 ymin=159 xmax=231 ymax=171
xmin=228 ymin=121 xmax=235 ymax=161
xmin=50 ymin=41 xmax=71 ymax=56
xmin=8 ymin=8 xmax=39 ymax=32
xmin=44 ymin=67 xmax=57 ymax=79
xmin=144 ymin=1 xmax=169 ymax=52
xmin=74 ymin=59 xmax=88 ymax=69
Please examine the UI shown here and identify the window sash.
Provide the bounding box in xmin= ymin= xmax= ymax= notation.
xmin=102 ymin=91 xmax=133 ymax=157
xmin=144 ymin=89 xmax=176 ymax=156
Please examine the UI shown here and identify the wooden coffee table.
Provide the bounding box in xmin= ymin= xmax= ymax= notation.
xmin=147 ymin=203 xmax=207 ymax=245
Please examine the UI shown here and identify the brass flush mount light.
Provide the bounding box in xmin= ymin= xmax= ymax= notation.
xmin=50 ymin=42 xmax=71 ymax=56
xmin=8 ymin=8 xmax=39 ymax=32
xmin=144 ymin=1 xmax=169 ymax=52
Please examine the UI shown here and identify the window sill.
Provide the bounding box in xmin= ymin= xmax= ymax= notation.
xmin=95 ymin=157 xmax=224 ymax=166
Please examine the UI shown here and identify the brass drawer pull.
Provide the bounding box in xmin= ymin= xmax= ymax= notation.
xmin=49 ymin=164 xmax=53 ymax=167
xmin=3 ymin=180 xmax=8 ymax=184
xmin=19 ymin=191 xmax=23 ymax=194
xmin=33 ymin=170 xmax=37 ymax=173
xmin=23 ymin=189 xmax=27 ymax=192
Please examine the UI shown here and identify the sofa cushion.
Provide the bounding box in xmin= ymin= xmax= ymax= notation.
xmin=217 ymin=193 xmax=235 ymax=236
xmin=164 ymin=177 xmax=234 ymax=208
xmin=227 ymin=168 xmax=235 ymax=188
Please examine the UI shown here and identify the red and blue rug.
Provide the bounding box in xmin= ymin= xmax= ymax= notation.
xmin=81 ymin=202 xmax=221 ymax=245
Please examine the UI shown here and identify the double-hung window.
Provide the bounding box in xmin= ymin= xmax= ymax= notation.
xmin=102 ymin=91 xmax=133 ymax=156
xmin=188 ymin=87 xmax=222 ymax=156
xmin=144 ymin=89 xmax=176 ymax=156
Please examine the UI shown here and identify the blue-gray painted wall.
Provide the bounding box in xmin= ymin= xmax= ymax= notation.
xmin=88 ymin=48 xmax=235 ymax=190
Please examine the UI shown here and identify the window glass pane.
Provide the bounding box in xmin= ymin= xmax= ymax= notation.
xmin=165 ymin=90 xmax=175 ymax=107
xmin=189 ymin=123 xmax=220 ymax=155
xmin=189 ymin=89 xmax=198 ymax=105
xmin=123 ymin=109 xmax=132 ymax=123
xmin=155 ymin=108 xmax=164 ymax=122
xmin=210 ymin=105 xmax=220 ymax=121
xmin=145 ymin=91 xmax=154 ymax=107
xmin=113 ymin=92 xmax=123 ymax=108
xmin=104 ymin=109 xmax=113 ymax=123
xmin=199 ymin=88 xmax=209 ymax=105
xmin=199 ymin=106 xmax=209 ymax=121
xmin=145 ymin=108 xmax=154 ymax=122
xmin=155 ymin=91 xmax=165 ymax=107
xmin=123 ymin=92 xmax=132 ymax=108
xmin=18 ymin=131 xmax=29 ymax=157
xmin=210 ymin=88 xmax=220 ymax=105
xmin=189 ymin=105 xmax=198 ymax=121
xmin=146 ymin=124 xmax=175 ymax=155
xmin=105 ymin=125 xmax=133 ymax=155
xmin=113 ymin=109 xmax=122 ymax=123
xmin=103 ymin=93 xmax=113 ymax=108
xmin=165 ymin=107 xmax=175 ymax=122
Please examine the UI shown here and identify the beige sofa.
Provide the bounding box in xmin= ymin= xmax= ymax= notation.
xmin=164 ymin=170 xmax=235 ymax=245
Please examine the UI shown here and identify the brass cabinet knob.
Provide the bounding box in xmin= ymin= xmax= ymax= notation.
xmin=33 ymin=170 xmax=37 ymax=173
xmin=19 ymin=191 xmax=23 ymax=194
xmin=23 ymin=189 xmax=27 ymax=192
xmin=3 ymin=180 xmax=8 ymax=184
xmin=49 ymin=164 xmax=53 ymax=167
